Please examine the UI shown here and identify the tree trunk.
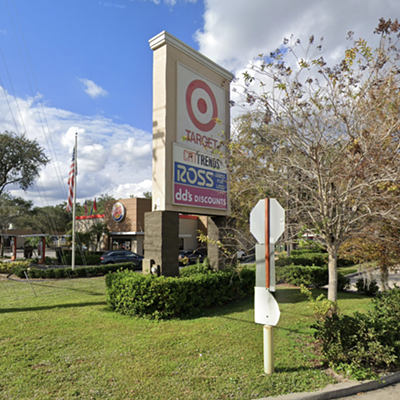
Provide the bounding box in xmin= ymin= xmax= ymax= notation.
xmin=327 ymin=247 xmax=338 ymax=302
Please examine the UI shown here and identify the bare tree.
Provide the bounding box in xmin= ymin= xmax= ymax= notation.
xmin=230 ymin=19 xmax=400 ymax=301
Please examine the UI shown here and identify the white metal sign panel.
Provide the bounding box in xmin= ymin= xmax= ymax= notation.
xmin=256 ymin=244 xmax=276 ymax=292
xmin=254 ymin=287 xmax=281 ymax=326
xmin=250 ymin=199 xmax=285 ymax=244
xmin=177 ymin=63 xmax=226 ymax=154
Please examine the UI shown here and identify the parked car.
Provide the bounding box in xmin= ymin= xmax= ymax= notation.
xmin=178 ymin=250 xmax=205 ymax=266
xmin=100 ymin=250 xmax=143 ymax=268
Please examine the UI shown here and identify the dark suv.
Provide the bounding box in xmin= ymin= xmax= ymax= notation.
xmin=100 ymin=250 xmax=143 ymax=268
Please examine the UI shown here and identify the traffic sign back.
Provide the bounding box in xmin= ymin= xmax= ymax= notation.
xmin=250 ymin=199 xmax=285 ymax=244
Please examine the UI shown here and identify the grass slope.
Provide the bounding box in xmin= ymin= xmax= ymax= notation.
xmin=0 ymin=276 xmax=372 ymax=399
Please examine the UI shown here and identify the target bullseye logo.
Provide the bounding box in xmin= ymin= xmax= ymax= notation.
xmin=186 ymin=80 xmax=218 ymax=132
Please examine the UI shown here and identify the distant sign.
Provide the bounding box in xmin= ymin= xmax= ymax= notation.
xmin=112 ymin=202 xmax=125 ymax=223
xmin=173 ymin=143 xmax=227 ymax=210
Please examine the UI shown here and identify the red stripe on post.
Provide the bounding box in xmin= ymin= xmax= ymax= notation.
xmin=265 ymin=198 xmax=270 ymax=289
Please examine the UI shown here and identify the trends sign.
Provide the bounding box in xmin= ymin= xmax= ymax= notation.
xmin=173 ymin=143 xmax=227 ymax=210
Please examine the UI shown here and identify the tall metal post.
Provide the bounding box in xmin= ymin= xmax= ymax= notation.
xmin=71 ymin=133 xmax=77 ymax=271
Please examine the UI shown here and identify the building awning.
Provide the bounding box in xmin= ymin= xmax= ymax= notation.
xmin=110 ymin=232 xmax=145 ymax=236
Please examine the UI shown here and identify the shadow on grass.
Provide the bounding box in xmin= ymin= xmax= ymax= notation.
xmin=274 ymin=287 xmax=308 ymax=304
xmin=274 ymin=365 xmax=326 ymax=374
xmin=3 ymin=279 xmax=105 ymax=297
xmin=0 ymin=301 xmax=107 ymax=314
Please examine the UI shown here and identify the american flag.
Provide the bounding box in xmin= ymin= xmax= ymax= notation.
xmin=66 ymin=147 xmax=76 ymax=212
xmin=90 ymin=197 xmax=97 ymax=215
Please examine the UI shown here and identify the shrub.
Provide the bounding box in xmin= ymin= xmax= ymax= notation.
xmin=290 ymin=248 xmax=326 ymax=256
xmin=277 ymin=265 xmax=328 ymax=287
xmin=356 ymin=278 xmax=379 ymax=296
xmin=62 ymin=253 xmax=102 ymax=266
xmin=277 ymin=264 xmax=349 ymax=291
xmin=11 ymin=262 xmax=138 ymax=279
xmin=337 ymin=273 xmax=350 ymax=291
xmin=179 ymin=258 xmax=212 ymax=277
xmin=275 ymin=253 xmax=328 ymax=268
xmin=106 ymin=267 xmax=255 ymax=319
xmin=312 ymin=287 xmax=400 ymax=376
xmin=0 ymin=262 xmax=14 ymax=274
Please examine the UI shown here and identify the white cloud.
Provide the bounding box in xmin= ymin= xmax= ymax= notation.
xmin=78 ymin=78 xmax=108 ymax=99
xmin=114 ymin=180 xmax=153 ymax=199
xmin=195 ymin=0 xmax=400 ymax=121
xmin=196 ymin=0 xmax=399 ymax=71
xmin=0 ymin=86 xmax=152 ymax=206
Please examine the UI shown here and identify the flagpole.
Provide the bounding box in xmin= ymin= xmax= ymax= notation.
xmin=71 ymin=133 xmax=77 ymax=271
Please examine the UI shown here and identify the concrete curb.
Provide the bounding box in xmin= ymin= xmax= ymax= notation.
xmin=256 ymin=371 xmax=400 ymax=400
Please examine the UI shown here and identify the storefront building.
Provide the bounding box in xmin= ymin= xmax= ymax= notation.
xmin=76 ymin=198 xmax=205 ymax=255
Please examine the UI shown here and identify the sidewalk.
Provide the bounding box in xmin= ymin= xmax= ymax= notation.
xmin=257 ymin=372 xmax=400 ymax=400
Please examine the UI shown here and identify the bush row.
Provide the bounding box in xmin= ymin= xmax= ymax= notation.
xmin=290 ymin=248 xmax=327 ymax=256
xmin=105 ymin=267 xmax=255 ymax=320
xmin=276 ymin=264 xmax=349 ymax=291
xmin=11 ymin=262 xmax=138 ymax=279
xmin=0 ymin=260 xmax=29 ymax=274
xmin=276 ymin=253 xmax=329 ymax=267
xmin=61 ymin=253 xmax=102 ymax=266
xmin=276 ymin=252 xmax=353 ymax=268
xmin=313 ymin=288 xmax=400 ymax=373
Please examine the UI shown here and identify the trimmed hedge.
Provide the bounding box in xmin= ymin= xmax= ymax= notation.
xmin=276 ymin=252 xmax=351 ymax=268
xmin=290 ymin=249 xmax=327 ymax=256
xmin=277 ymin=264 xmax=328 ymax=287
xmin=276 ymin=253 xmax=329 ymax=267
xmin=276 ymin=264 xmax=349 ymax=290
xmin=62 ymin=253 xmax=102 ymax=266
xmin=11 ymin=262 xmax=138 ymax=279
xmin=105 ymin=267 xmax=255 ymax=319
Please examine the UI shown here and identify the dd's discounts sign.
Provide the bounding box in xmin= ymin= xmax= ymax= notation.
xmin=173 ymin=143 xmax=227 ymax=210
xmin=176 ymin=63 xmax=226 ymax=153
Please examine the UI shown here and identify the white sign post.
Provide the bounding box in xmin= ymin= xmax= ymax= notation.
xmin=250 ymin=198 xmax=285 ymax=374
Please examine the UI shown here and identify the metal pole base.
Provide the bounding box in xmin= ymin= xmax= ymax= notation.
xmin=264 ymin=325 xmax=274 ymax=374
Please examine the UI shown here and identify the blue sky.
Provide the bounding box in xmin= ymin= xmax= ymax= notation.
xmin=0 ymin=0 xmax=398 ymax=207
xmin=0 ymin=0 xmax=204 ymax=132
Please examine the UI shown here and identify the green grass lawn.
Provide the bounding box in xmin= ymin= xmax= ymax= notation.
xmin=0 ymin=276 xmax=373 ymax=400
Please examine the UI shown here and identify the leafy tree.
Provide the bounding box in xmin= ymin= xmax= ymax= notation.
xmin=0 ymin=192 xmax=33 ymax=256
xmin=0 ymin=131 xmax=49 ymax=196
xmin=231 ymin=19 xmax=400 ymax=301
xmin=89 ymin=222 xmax=110 ymax=251
xmin=340 ymin=219 xmax=400 ymax=290
xmin=142 ymin=191 xmax=152 ymax=199
xmin=15 ymin=204 xmax=70 ymax=234
xmin=96 ymin=193 xmax=116 ymax=214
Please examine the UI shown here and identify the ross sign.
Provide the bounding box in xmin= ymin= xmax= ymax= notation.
xmin=177 ymin=63 xmax=226 ymax=154
xmin=173 ymin=143 xmax=227 ymax=210
xmin=250 ymin=199 xmax=285 ymax=244
xmin=112 ymin=202 xmax=125 ymax=223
